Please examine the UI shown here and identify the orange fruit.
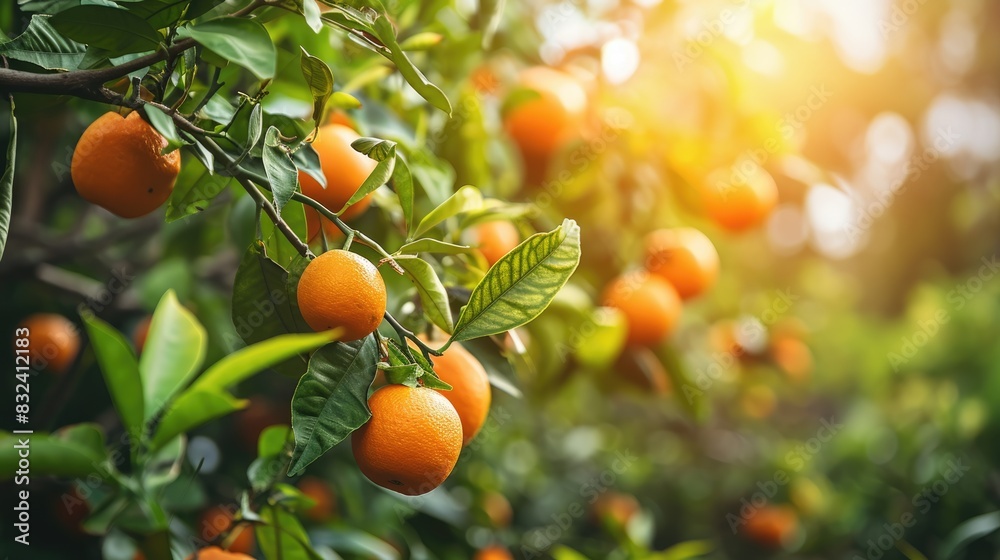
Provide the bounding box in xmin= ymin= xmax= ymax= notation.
xmin=327 ymin=110 xmax=357 ymax=130
xmin=592 ymin=492 xmax=640 ymax=527
xmin=186 ymin=546 xmax=254 ymax=560
xmin=351 ymin=384 xmax=462 ymax=495
xmin=770 ymin=336 xmax=813 ymax=383
xmin=426 ymin=340 xmax=491 ymax=445
xmin=132 ymin=315 xmax=152 ymax=353
xmin=472 ymin=221 xmax=520 ymax=267
xmin=296 ymin=249 xmax=386 ymax=341
xmin=298 ymin=476 xmax=337 ymax=522
xmin=644 ymin=227 xmax=719 ymax=299
xmin=504 ymin=66 xmax=587 ymax=158
xmin=198 ymin=505 xmax=254 ymax=555
xmin=742 ymin=505 xmax=799 ymax=548
xmin=299 ymin=124 xmax=377 ymax=240
xmin=473 ymin=546 xmax=514 ymax=560
xmin=16 ymin=313 xmax=80 ymax=374
xmin=702 ymin=165 xmax=778 ymax=231
xmin=601 ymin=271 xmax=682 ymax=346
xmin=481 ymin=491 xmax=513 ymax=528
xmin=71 ymin=111 xmax=180 ymax=218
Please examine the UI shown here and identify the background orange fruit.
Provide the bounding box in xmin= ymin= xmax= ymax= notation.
xmin=299 ymin=124 xmax=377 ymax=240
xmin=472 ymin=221 xmax=520 ymax=267
xmin=481 ymin=491 xmax=513 ymax=527
xmin=602 ymin=271 xmax=682 ymax=346
xmin=351 ymin=385 xmax=462 ymax=495
xmin=198 ymin=506 xmax=254 ymax=555
xmin=504 ymin=66 xmax=587 ymax=158
xmin=296 ymin=249 xmax=386 ymax=340
xmin=644 ymin=227 xmax=719 ymax=299
xmin=298 ymin=476 xmax=337 ymax=522
xmin=770 ymin=336 xmax=813 ymax=383
xmin=71 ymin=111 xmax=180 ymax=218
xmin=426 ymin=340 xmax=492 ymax=445
xmin=17 ymin=313 xmax=80 ymax=374
xmin=473 ymin=545 xmax=514 ymax=560
xmin=742 ymin=505 xmax=799 ymax=548
xmin=702 ymin=166 xmax=778 ymax=231
xmin=592 ymin=492 xmax=640 ymax=528
xmin=186 ymin=546 xmax=254 ymax=560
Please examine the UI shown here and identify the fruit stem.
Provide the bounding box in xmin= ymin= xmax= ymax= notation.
xmin=383 ymin=312 xmax=442 ymax=359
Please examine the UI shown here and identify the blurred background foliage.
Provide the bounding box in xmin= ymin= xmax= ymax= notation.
xmin=2 ymin=0 xmax=1000 ymax=558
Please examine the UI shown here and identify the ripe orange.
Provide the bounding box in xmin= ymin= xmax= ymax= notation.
xmin=742 ymin=505 xmax=799 ymax=548
xmin=644 ymin=227 xmax=719 ymax=299
xmin=198 ymin=505 xmax=254 ymax=555
xmin=298 ymin=476 xmax=337 ymax=522
xmin=592 ymin=492 xmax=640 ymax=527
xmin=426 ymin=340 xmax=491 ymax=445
xmin=481 ymin=491 xmax=513 ymax=528
xmin=327 ymin=110 xmax=357 ymax=130
xmin=299 ymin=124 xmax=377 ymax=240
xmin=187 ymin=546 xmax=254 ymax=560
xmin=71 ymin=111 xmax=180 ymax=218
xmin=702 ymin=165 xmax=778 ymax=231
xmin=351 ymin=384 xmax=462 ymax=496
xmin=472 ymin=221 xmax=520 ymax=267
xmin=473 ymin=546 xmax=514 ymax=560
xmin=17 ymin=313 xmax=80 ymax=374
xmin=504 ymin=66 xmax=587 ymax=158
xmin=132 ymin=315 xmax=152 ymax=353
xmin=296 ymin=249 xmax=386 ymax=341
xmin=770 ymin=336 xmax=813 ymax=383
xmin=601 ymin=271 xmax=682 ymax=346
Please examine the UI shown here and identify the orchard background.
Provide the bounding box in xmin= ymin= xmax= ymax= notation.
xmin=2 ymin=0 xmax=1000 ymax=559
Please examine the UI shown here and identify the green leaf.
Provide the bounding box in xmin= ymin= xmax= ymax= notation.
xmin=125 ymin=0 xmax=191 ymax=30
xmin=165 ymin=160 xmax=235 ymax=222
xmin=262 ymin=126 xmax=299 ymax=215
xmin=398 ymin=238 xmax=472 ymax=255
xmin=371 ymin=15 xmax=451 ymax=115
xmin=80 ymin=314 xmax=145 ymax=445
xmin=192 ymin=330 xmax=339 ymax=392
xmin=380 ymin=363 xmax=421 ymax=388
xmin=143 ymin=435 xmax=185 ymax=490
xmin=395 ymin=256 xmax=453 ymax=333
xmin=940 ymin=511 xmax=1000 ymax=559
xmin=288 ymin=338 xmax=379 ymax=476
xmin=258 ymin=425 xmax=291 ymax=457
xmin=450 ymin=219 xmax=581 ymax=342
xmin=413 ymin=185 xmax=482 ymax=237
xmin=0 ymin=425 xmax=108 ymax=480
xmin=0 ymin=97 xmax=14 ymax=262
xmin=176 ymin=17 xmax=275 ymax=80
xmin=392 ymin=153 xmax=413 ymax=232
xmin=300 ymin=47 xmax=333 ymax=131
xmin=256 ymin=504 xmax=324 ymax=560
xmin=399 ymin=31 xmax=442 ymax=51
xmin=50 ymin=5 xmax=162 ymax=55
xmin=330 ymin=91 xmax=362 ymax=110
xmin=143 ymin=104 xmax=186 ymax=154
xmin=651 ymin=540 xmax=714 ymax=560
xmin=0 ymin=15 xmax=86 ymax=70
xmin=301 ymin=0 xmax=322 ymax=33
xmin=139 ymin=290 xmax=207 ymax=420
xmin=247 ymin=103 xmax=263 ymax=150
xmin=341 ymin=138 xmax=394 ymax=212
xmin=262 ymin=200 xmax=309 ymax=269
xmin=149 ymin=389 xmax=246 ymax=450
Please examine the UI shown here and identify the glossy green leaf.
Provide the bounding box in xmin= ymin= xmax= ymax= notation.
xmin=125 ymin=0 xmax=191 ymax=30
xmin=149 ymin=389 xmax=247 ymax=451
xmin=192 ymin=330 xmax=339 ymax=392
xmin=341 ymin=142 xmax=394 ymax=212
xmin=398 ymin=238 xmax=472 ymax=256
xmin=413 ymin=185 xmax=482 ymax=238
xmin=372 ymin=15 xmax=451 ymax=115
xmin=392 ymin=153 xmax=413 ymax=232
xmin=0 ymin=15 xmax=86 ymax=70
xmin=143 ymin=104 xmax=186 ymax=153
xmin=450 ymin=219 xmax=581 ymax=342
xmin=165 ymin=162 xmax=235 ymax=222
xmin=380 ymin=363 xmax=422 ymax=387
xmin=300 ymin=47 xmax=334 ymax=131
xmin=0 ymin=425 xmax=108 ymax=480
xmin=139 ymin=290 xmax=207 ymax=420
xmin=262 ymin=126 xmax=299 ymax=215
xmin=940 ymin=511 xmax=1000 ymax=560
xmin=399 ymin=31 xmax=442 ymax=51
xmin=262 ymin=199 xmax=309 ymax=269
xmin=143 ymin=435 xmax=185 ymax=490
xmin=300 ymin=0 xmax=322 ymax=32
xmin=50 ymin=5 xmax=161 ymax=55
xmin=176 ymin=17 xmax=275 ymax=80
xmin=256 ymin=504 xmax=323 ymax=560
xmin=0 ymin=97 xmax=14 ymax=262
xmin=258 ymin=425 xmax=291 ymax=458
xmin=396 ymin=256 xmax=453 ymax=333
xmin=80 ymin=314 xmax=145 ymax=445
xmin=247 ymin=103 xmax=263 ymax=150
xmin=288 ymin=338 xmax=379 ymax=476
